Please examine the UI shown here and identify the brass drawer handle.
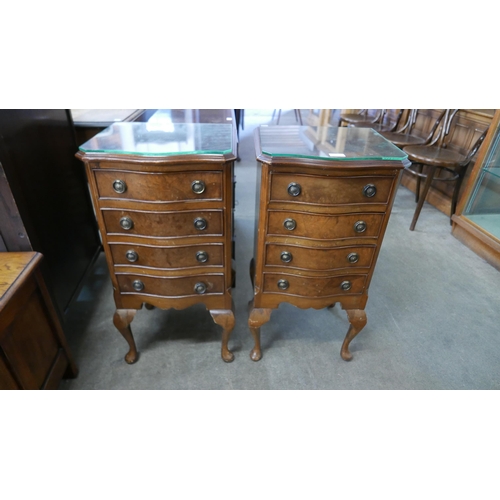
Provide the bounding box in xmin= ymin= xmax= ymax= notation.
xmin=277 ymin=279 xmax=289 ymax=290
xmin=287 ymin=182 xmax=301 ymax=197
xmin=354 ymin=221 xmax=367 ymax=233
xmin=280 ymin=251 xmax=293 ymax=263
xmin=283 ymin=218 xmax=296 ymax=231
xmin=120 ymin=217 xmax=134 ymax=230
xmin=113 ymin=179 xmax=127 ymax=194
xmin=363 ymin=184 xmax=377 ymax=198
xmin=194 ymin=217 xmax=208 ymax=230
xmin=340 ymin=280 xmax=352 ymax=291
xmin=347 ymin=252 xmax=359 ymax=264
xmin=192 ymin=180 xmax=206 ymax=194
xmin=194 ymin=282 xmax=207 ymax=294
xmin=126 ymin=250 xmax=138 ymax=263
xmin=196 ymin=251 xmax=209 ymax=263
xmin=132 ymin=280 xmax=144 ymax=291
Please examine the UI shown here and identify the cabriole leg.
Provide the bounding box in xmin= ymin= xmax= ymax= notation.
xmin=113 ymin=309 xmax=139 ymax=364
xmin=210 ymin=303 xmax=236 ymax=363
xmin=341 ymin=309 xmax=367 ymax=361
xmin=248 ymin=303 xmax=272 ymax=361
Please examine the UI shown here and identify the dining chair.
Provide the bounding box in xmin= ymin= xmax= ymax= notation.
xmin=380 ymin=109 xmax=448 ymax=149
xmin=339 ymin=109 xmax=384 ymax=127
xmin=347 ymin=109 xmax=405 ymax=132
xmin=272 ymin=109 xmax=303 ymax=125
xmin=403 ymin=109 xmax=489 ymax=231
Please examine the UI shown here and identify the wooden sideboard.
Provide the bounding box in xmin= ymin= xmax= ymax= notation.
xmin=248 ymin=125 xmax=408 ymax=361
xmin=0 ymin=252 xmax=78 ymax=389
xmin=76 ymin=122 xmax=237 ymax=364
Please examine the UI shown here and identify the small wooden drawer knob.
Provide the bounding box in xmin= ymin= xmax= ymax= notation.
xmin=277 ymin=279 xmax=289 ymax=290
xmin=120 ymin=217 xmax=134 ymax=230
xmin=347 ymin=252 xmax=359 ymax=264
xmin=194 ymin=282 xmax=207 ymax=294
xmin=196 ymin=251 xmax=209 ymax=263
xmin=132 ymin=280 xmax=144 ymax=291
xmin=280 ymin=251 xmax=293 ymax=263
xmin=354 ymin=221 xmax=367 ymax=233
xmin=113 ymin=179 xmax=127 ymax=194
xmin=340 ymin=280 xmax=352 ymax=291
xmin=192 ymin=180 xmax=206 ymax=194
xmin=194 ymin=217 xmax=208 ymax=230
xmin=125 ymin=250 xmax=138 ymax=263
xmin=283 ymin=218 xmax=297 ymax=231
xmin=287 ymin=182 xmax=301 ymax=197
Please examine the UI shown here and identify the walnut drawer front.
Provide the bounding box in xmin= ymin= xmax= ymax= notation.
xmin=263 ymin=273 xmax=367 ymax=297
xmin=116 ymin=273 xmax=225 ymax=297
xmin=94 ymin=170 xmax=223 ymax=202
xmin=102 ymin=209 xmax=223 ymax=238
xmin=110 ymin=243 xmax=224 ymax=269
xmin=267 ymin=211 xmax=384 ymax=240
xmin=265 ymin=244 xmax=376 ymax=271
xmin=270 ymin=173 xmax=394 ymax=206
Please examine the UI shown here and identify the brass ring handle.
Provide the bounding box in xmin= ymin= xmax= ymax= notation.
xmin=196 ymin=251 xmax=209 ymax=263
xmin=113 ymin=179 xmax=127 ymax=194
xmin=277 ymin=279 xmax=289 ymax=290
xmin=125 ymin=250 xmax=138 ymax=262
xmin=280 ymin=251 xmax=293 ymax=263
xmin=287 ymin=182 xmax=301 ymax=197
xmin=340 ymin=280 xmax=352 ymax=291
xmin=283 ymin=218 xmax=297 ymax=231
xmin=192 ymin=180 xmax=206 ymax=194
xmin=194 ymin=217 xmax=208 ymax=230
xmin=194 ymin=282 xmax=207 ymax=294
xmin=120 ymin=217 xmax=134 ymax=230
xmin=132 ymin=280 xmax=144 ymax=291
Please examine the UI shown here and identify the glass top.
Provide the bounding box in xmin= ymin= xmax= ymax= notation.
xmin=257 ymin=125 xmax=408 ymax=161
xmin=79 ymin=122 xmax=234 ymax=156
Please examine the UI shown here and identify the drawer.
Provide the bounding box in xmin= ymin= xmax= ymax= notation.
xmin=270 ymin=173 xmax=394 ymax=206
xmin=94 ymin=170 xmax=223 ymax=202
xmin=110 ymin=243 xmax=224 ymax=269
xmin=263 ymin=273 xmax=367 ymax=297
xmin=267 ymin=211 xmax=384 ymax=240
xmin=102 ymin=209 xmax=223 ymax=238
xmin=265 ymin=244 xmax=376 ymax=270
xmin=116 ymin=273 xmax=225 ymax=297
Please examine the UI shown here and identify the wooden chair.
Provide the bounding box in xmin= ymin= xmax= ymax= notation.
xmin=272 ymin=109 xmax=303 ymax=125
xmin=339 ymin=109 xmax=384 ymax=127
xmin=347 ymin=109 xmax=405 ymax=132
xmin=403 ymin=109 xmax=489 ymax=231
xmin=380 ymin=109 xmax=448 ymax=148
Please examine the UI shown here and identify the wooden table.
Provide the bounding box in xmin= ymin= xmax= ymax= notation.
xmin=249 ymin=125 xmax=409 ymax=361
xmin=0 ymin=252 xmax=78 ymax=389
xmin=77 ymin=121 xmax=237 ymax=364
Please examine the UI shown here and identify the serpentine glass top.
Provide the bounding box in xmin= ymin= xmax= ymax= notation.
xmin=79 ymin=122 xmax=234 ymax=156
xmin=258 ymin=125 xmax=408 ymax=162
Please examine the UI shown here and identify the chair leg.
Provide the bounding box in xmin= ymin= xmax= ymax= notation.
xmin=297 ymin=109 xmax=303 ymax=125
xmin=410 ymin=165 xmax=437 ymax=231
xmin=450 ymin=166 xmax=467 ymax=224
xmin=414 ymin=164 xmax=423 ymax=202
xmin=277 ymin=109 xmax=281 ymax=124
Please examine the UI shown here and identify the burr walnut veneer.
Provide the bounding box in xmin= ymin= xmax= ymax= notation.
xmin=249 ymin=126 xmax=409 ymax=361
xmin=77 ymin=122 xmax=236 ymax=364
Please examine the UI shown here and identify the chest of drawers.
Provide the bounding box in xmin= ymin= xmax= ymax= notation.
xmin=249 ymin=125 xmax=409 ymax=361
xmin=77 ymin=122 xmax=236 ymax=364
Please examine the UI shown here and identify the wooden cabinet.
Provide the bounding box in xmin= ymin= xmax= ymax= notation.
xmin=452 ymin=109 xmax=500 ymax=270
xmin=248 ymin=126 xmax=408 ymax=361
xmin=76 ymin=122 xmax=237 ymax=364
xmin=0 ymin=110 xmax=101 ymax=316
xmin=0 ymin=252 xmax=78 ymax=389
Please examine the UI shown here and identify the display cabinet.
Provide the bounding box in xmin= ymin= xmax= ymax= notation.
xmin=452 ymin=110 xmax=500 ymax=270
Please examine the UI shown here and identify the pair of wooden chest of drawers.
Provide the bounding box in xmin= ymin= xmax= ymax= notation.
xmin=77 ymin=122 xmax=236 ymax=364
xmin=249 ymin=126 xmax=408 ymax=361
